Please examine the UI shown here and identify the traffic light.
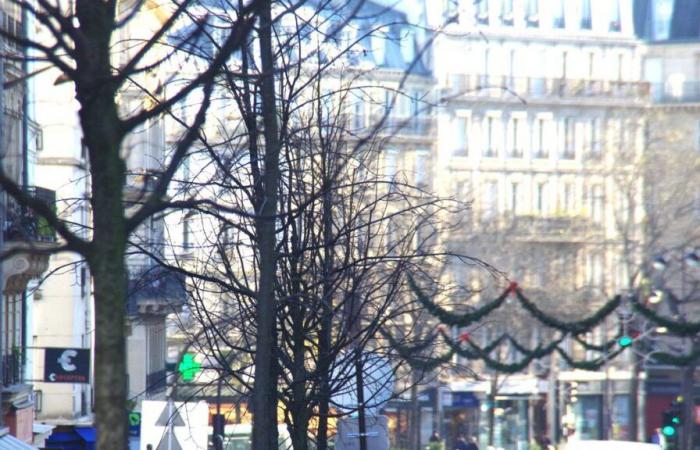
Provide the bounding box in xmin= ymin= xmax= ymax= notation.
xmin=662 ymin=411 xmax=678 ymax=437
xmin=618 ymin=335 xmax=633 ymax=348
xmin=662 ymin=398 xmax=684 ymax=438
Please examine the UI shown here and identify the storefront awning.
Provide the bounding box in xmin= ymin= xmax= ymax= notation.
xmin=0 ymin=434 xmax=38 ymax=449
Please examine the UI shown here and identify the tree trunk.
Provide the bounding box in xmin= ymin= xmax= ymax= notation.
xmin=73 ymin=1 xmax=129 ymax=445
xmin=488 ymin=376 xmax=497 ymax=447
xmin=628 ymin=350 xmax=641 ymax=442
xmin=252 ymin=2 xmax=282 ymax=450
xmin=409 ymin=377 xmax=421 ymax=450
xmin=91 ymin=251 xmax=128 ymax=449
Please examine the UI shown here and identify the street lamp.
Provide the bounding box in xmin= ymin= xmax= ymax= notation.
xmin=684 ymin=251 xmax=700 ymax=268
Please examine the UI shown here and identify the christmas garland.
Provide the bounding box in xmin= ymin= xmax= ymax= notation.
xmin=572 ymin=329 xmax=623 ymax=353
xmin=513 ymin=289 xmax=621 ymax=335
xmin=380 ymin=328 xmax=456 ymax=372
xmin=555 ymin=346 xmax=625 ymax=371
xmin=630 ymin=295 xmax=700 ymax=337
xmin=648 ymin=345 xmax=700 ymax=366
xmin=440 ymin=330 xmax=565 ymax=374
xmin=407 ymin=274 xmax=508 ymax=327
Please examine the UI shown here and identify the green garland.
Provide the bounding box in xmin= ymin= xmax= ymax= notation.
xmin=555 ymin=346 xmax=625 ymax=371
xmin=648 ymin=345 xmax=700 ymax=366
xmin=408 ymin=274 xmax=508 ymax=327
xmin=380 ymin=328 xmax=455 ymax=372
xmin=630 ymin=295 xmax=700 ymax=337
xmin=572 ymin=329 xmax=623 ymax=353
xmin=514 ymin=290 xmax=621 ymax=334
xmin=440 ymin=331 xmax=564 ymax=374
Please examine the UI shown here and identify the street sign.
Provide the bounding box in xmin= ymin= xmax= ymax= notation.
xmin=43 ymin=347 xmax=90 ymax=383
xmin=128 ymin=412 xmax=141 ymax=438
xmin=140 ymin=400 xmax=208 ymax=450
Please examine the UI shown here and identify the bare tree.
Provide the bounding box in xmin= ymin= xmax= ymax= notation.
xmin=0 ymin=1 xmax=259 ymax=447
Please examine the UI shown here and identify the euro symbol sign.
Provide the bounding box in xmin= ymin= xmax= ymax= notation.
xmin=58 ymin=349 xmax=78 ymax=372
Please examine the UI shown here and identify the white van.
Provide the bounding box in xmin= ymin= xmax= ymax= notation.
xmin=564 ymin=441 xmax=662 ymax=450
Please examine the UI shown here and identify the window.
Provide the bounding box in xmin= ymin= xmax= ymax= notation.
xmin=501 ymin=0 xmax=514 ymax=26
xmin=562 ymin=118 xmax=575 ymax=159
xmin=562 ymin=183 xmax=574 ymax=213
xmin=508 ymin=116 xmax=524 ymax=158
xmin=453 ymin=116 xmax=470 ymax=156
xmin=484 ymin=116 xmax=499 ymax=157
xmin=536 ymin=182 xmax=548 ymax=214
xmin=526 ymin=0 xmax=539 ymax=27
xmin=510 ymin=182 xmax=519 ymax=213
xmin=476 ymin=0 xmax=489 ymax=25
xmin=609 ymin=0 xmax=621 ymax=31
xmin=533 ymin=117 xmax=549 ymax=158
xmin=384 ymin=150 xmax=398 ymax=181
xmin=587 ymin=252 xmax=603 ymax=286
xmin=552 ymin=0 xmax=565 ymax=28
xmin=591 ymin=185 xmax=603 ymax=223
xmin=589 ymin=118 xmax=602 ymax=158
xmin=414 ymin=151 xmax=429 ymax=186
xmin=580 ymin=0 xmax=592 ymax=29
xmin=353 ymin=99 xmax=365 ymax=129
xmin=483 ymin=181 xmax=498 ymax=219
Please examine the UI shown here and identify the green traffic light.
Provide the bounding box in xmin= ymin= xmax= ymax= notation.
xmin=178 ymin=353 xmax=201 ymax=382
xmin=662 ymin=425 xmax=676 ymax=436
xmin=618 ymin=336 xmax=633 ymax=347
xmin=672 ymin=417 xmax=681 ymax=424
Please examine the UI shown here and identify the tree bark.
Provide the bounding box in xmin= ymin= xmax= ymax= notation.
xmin=628 ymin=350 xmax=641 ymax=441
xmin=409 ymin=376 xmax=421 ymax=450
xmin=252 ymin=2 xmax=282 ymax=450
xmin=488 ymin=376 xmax=497 ymax=447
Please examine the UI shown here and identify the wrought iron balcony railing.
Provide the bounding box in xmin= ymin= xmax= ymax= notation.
xmin=2 ymin=352 xmax=21 ymax=386
xmin=3 ymin=186 xmax=57 ymax=244
xmin=445 ymin=75 xmax=650 ymax=101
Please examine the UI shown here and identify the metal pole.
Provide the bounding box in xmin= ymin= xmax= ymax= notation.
xmin=215 ymin=373 xmax=223 ymax=450
xmin=0 ymin=13 xmax=5 ymax=429
xmin=547 ymin=352 xmax=558 ymax=443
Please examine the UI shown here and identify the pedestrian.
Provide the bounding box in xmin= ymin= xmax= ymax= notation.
xmin=430 ymin=431 xmax=441 ymax=443
xmin=454 ymin=434 xmax=469 ymax=450
xmin=466 ymin=435 xmax=479 ymax=450
xmin=650 ymin=427 xmax=666 ymax=446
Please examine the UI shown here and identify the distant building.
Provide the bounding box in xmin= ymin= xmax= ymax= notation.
xmin=0 ymin=3 xmax=56 ymax=447
xmin=427 ymin=0 xmax=647 ymax=446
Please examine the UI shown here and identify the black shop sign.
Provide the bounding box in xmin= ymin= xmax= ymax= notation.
xmin=44 ymin=348 xmax=90 ymax=383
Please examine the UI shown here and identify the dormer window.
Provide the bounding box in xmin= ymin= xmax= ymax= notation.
xmin=609 ymin=0 xmax=621 ymax=31
xmin=476 ymin=0 xmax=489 ymax=25
xmin=552 ymin=0 xmax=565 ymax=29
xmin=526 ymin=0 xmax=539 ymax=27
xmin=580 ymin=0 xmax=592 ymax=29
xmin=501 ymin=0 xmax=514 ymax=26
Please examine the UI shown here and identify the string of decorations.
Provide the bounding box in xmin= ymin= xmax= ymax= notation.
xmin=512 ymin=287 xmax=622 ymax=334
xmin=630 ymin=295 xmax=700 ymax=337
xmin=407 ymin=274 xmax=508 ymax=327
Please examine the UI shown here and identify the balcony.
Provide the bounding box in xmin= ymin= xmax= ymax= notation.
xmin=498 ymin=215 xmax=602 ymax=243
xmin=2 ymin=187 xmax=57 ymax=294
xmin=127 ymin=265 xmax=187 ymax=316
xmin=3 ymin=187 xmax=56 ymax=244
xmin=650 ymin=81 xmax=700 ymax=104
xmin=1 ymin=353 xmax=21 ymax=387
xmin=444 ymin=75 xmax=650 ymax=103
xmin=347 ymin=114 xmax=436 ymax=139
